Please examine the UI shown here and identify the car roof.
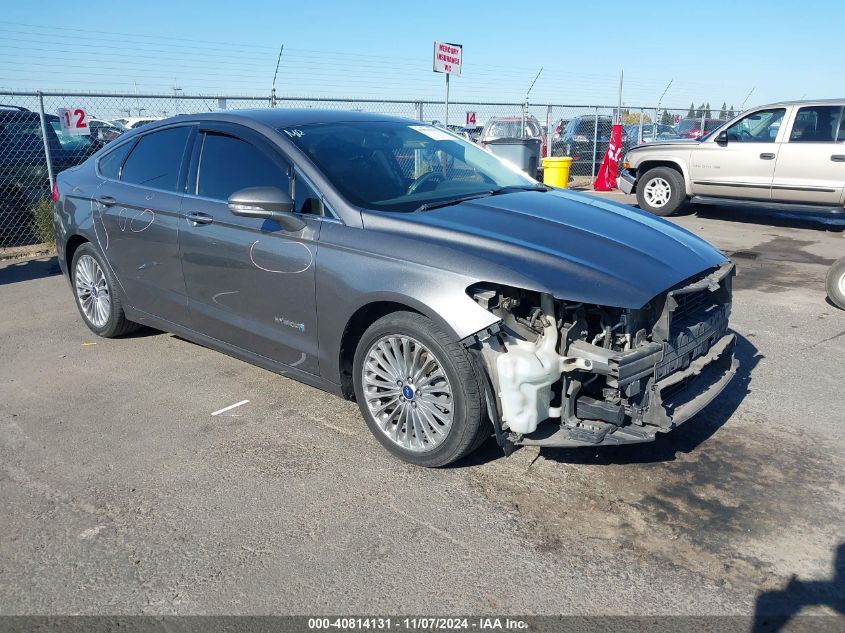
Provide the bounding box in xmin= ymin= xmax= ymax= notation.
xmin=755 ymin=98 xmax=845 ymax=108
xmin=177 ymin=108 xmax=418 ymax=127
xmin=0 ymin=106 xmax=39 ymax=121
xmin=487 ymin=115 xmax=540 ymax=121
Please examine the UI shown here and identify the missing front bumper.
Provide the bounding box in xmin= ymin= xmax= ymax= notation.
xmin=518 ymin=332 xmax=738 ymax=448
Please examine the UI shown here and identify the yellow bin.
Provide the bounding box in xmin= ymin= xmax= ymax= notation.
xmin=541 ymin=156 xmax=573 ymax=188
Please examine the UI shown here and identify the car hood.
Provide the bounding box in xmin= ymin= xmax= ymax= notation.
xmin=361 ymin=189 xmax=725 ymax=308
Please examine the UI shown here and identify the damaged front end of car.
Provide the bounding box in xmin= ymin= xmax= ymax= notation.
xmin=463 ymin=261 xmax=738 ymax=451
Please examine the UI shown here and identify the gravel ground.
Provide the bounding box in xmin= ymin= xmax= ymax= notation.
xmin=0 ymin=197 xmax=843 ymax=617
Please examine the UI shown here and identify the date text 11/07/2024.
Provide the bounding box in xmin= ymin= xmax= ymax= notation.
xmin=307 ymin=617 xmax=530 ymax=630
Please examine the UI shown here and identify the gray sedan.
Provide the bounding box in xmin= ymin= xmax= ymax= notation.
xmin=53 ymin=110 xmax=738 ymax=466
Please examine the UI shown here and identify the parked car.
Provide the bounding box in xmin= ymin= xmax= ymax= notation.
xmin=623 ymin=123 xmax=681 ymax=146
xmin=464 ymin=125 xmax=483 ymax=143
xmin=54 ymin=109 xmax=737 ymax=467
xmin=550 ymin=118 xmax=570 ymax=155
xmin=0 ymin=105 xmax=101 ymax=245
xmin=88 ymin=118 xmax=124 ymax=142
xmin=827 ymin=257 xmax=845 ymax=309
xmin=676 ymin=118 xmax=724 ymax=139
xmin=111 ymin=116 xmax=163 ymax=130
xmin=479 ymin=115 xmax=547 ymax=157
xmin=619 ymin=100 xmax=845 ymax=216
xmin=556 ymin=115 xmax=630 ymax=175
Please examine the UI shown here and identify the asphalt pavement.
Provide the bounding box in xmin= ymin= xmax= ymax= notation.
xmin=1 ymin=196 xmax=843 ymax=617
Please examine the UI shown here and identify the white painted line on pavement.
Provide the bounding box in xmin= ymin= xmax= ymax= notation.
xmin=211 ymin=400 xmax=250 ymax=416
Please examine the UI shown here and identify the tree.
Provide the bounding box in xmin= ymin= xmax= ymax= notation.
xmin=661 ymin=110 xmax=673 ymax=125
xmin=728 ymin=104 xmax=736 ymax=118
xmin=687 ymin=102 xmax=695 ymax=118
xmin=696 ymin=103 xmax=705 ymax=118
xmin=622 ymin=111 xmax=651 ymax=124
xmin=719 ymin=101 xmax=727 ymax=119
xmin=705 ymin=102 xmax=712 ymax=118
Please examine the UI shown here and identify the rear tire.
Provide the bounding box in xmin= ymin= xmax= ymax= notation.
xmin=71 ymin=243 xmax=140 ymax=338
xmin=636 ymin=166 xmax=685 ymax=216
xmin=352 ymin=311 xmax=489 ymax=467
xmin=826 ymin=257 xmax=845 ymax=310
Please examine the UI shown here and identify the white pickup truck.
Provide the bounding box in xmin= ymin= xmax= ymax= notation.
xmin=618 ymin=100 xmax=845 ymax=216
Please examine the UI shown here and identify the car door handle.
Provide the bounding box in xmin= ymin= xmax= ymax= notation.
xmin=759 ymin=153 xmax=776 ymax=160
xmin=94 ymin=195 xmax=116 ymax=206
xmin=831 ymin=155 xmax=845 ymax=162
xmin=186 ymin=211 xmax=214 ymax=226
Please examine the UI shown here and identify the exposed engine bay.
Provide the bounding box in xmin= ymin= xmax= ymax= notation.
xmin=466 ymin=261 xmax=738 ymax=448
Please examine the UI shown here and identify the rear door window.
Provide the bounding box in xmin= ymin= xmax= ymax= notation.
xmin=790 ymin=105 xmax=843 ymax=143
xmin=196 ymin=132 xmax=289 ymax=201
xmin=121 ymin=126 xmax=191 ymax=191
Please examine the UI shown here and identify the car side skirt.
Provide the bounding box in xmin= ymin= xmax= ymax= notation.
xmin=124 ymin=306 xmax=345 ymax=397
xmin=690 ymin=195 xmax=845 ymax=214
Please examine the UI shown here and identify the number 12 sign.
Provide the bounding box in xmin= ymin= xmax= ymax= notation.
xmin=57 ymin=108 xmax=90 ymax=136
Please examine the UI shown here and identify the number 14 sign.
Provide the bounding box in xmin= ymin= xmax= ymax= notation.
xmin=57 ymin=108 xmax=90 ymax=136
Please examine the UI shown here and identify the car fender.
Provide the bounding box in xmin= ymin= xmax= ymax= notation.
xmin=628 ymin=148 xmax=695 ymax=196
xmin=314 ymin=225 xmax=501 ymax=384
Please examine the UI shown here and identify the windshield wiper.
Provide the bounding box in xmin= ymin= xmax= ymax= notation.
xmin=490 ymin=184 xmax=552 ymax=195
xmin=414 ymin=184 xmax=551 ymax=212
xmin=415 ymin=191 xmax=495 ymax=212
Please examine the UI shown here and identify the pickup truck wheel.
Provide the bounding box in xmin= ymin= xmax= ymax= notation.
xmin=636 ymin=167 xmax=685 ymax=216
xmin=826 ymin=257 xmax=845 ymax=310
xmin=353 ymin=311 xmax=488 ymax=467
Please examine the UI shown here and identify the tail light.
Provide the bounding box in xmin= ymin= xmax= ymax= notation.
xmin=50 ymin=182 xmax=59 ymax=202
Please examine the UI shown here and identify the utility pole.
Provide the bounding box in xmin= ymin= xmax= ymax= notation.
xmin=740 ymin=87 xmax=755 ymax=110
xmin=616 ymin=69 xmax=624 ymax=124
xmin=523 ymin=67 xmax=543 ymax=137
xmin=172 ymin=80 xmax=182 ymax=114
xmin=656 ymin=79 xmax=673 ymax=133
xmin=271 ymin=44 xmax=284 ymax=108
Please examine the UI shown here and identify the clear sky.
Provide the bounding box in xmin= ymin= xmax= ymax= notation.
xmin=0 ymin=0 xmax=841 ymax=110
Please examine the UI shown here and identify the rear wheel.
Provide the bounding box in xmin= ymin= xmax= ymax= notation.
xmin=826 ymin=257 xmax=845 ymax=310
xmin=71 ymin=243 xmax=140 ymax=337
xmin=352 ymin=311 xmax=489 ymax=467
xmin=636 ymin=166 xmax=685 ymax=216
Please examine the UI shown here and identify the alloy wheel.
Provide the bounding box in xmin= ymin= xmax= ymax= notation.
xmin=361 ymin=335 xmax=454 ymax=453
xmin=74 ymin=254 xmax=111 ymax=328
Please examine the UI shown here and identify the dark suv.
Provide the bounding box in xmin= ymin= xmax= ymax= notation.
xmin=0 ymin=105 xmax=100 ymax=245
xmin=555 ymin=115 xmax=629 ymax=175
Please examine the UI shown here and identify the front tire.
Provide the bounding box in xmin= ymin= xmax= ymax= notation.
xmin=352 ymin=311 xmax=489 ymax=467
xmin=636 ymin=166 xmax=685 ymax=216
xmin=826 ymin=257 xmax=845 ymax=310
xmin=71 ymin=243 xmax=140 ymax=337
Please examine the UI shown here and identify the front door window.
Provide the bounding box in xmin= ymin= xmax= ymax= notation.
xmin=725 ymin=108 xmax=785 ymax=143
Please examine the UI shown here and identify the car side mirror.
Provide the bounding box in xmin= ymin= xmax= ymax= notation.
xmin=227 ymin=186 xmax=305 ymax=232
xmin=715 ymin=130 xmax=728 ymax=145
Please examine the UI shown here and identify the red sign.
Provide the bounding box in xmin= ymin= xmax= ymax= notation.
xmin=466 ymin=111 xmax=476 ymax=126
xmin=593 ymin=124 xmax=623 ymax=191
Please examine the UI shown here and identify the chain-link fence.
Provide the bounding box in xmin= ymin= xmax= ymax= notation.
xmin=0 ymin=91 xmax=740 ymax=249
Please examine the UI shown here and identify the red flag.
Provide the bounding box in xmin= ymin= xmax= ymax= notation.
xmin=593 ymin=123 xmax=623 ymax=191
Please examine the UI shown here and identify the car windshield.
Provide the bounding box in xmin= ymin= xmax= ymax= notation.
xmin=282 ymin=121 xmax=537 ymax=213
xmin=484 ymin=119 xmax=540 ymax=139
xmin=48 ymin=119 xmax=97 ymax=152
